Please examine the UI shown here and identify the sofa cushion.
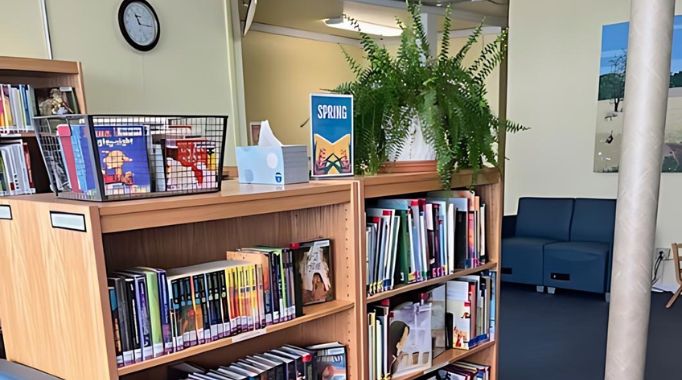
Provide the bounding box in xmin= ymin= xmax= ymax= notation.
xmin=571 ymin=198 xmax=616 ymax=244
xmin=502 ymin=237 xmax=556 ymax=285
xmin=515 ymin=197 xmax=574 ymax=241
xmin=543 ymin=241 xmax=610 ymax=293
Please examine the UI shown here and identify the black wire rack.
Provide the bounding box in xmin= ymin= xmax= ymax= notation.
xmin=33 ymin=114 xmax=228 ymax=201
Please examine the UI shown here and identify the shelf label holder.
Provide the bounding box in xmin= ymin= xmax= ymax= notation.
xmin=0 ymin=205 xmax=11 ymax=220
xmin=50 ymin=211 xmax=86 ymax=232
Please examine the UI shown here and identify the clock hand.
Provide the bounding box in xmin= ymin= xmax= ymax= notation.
xmin=134 ymin=14 xmax=142 ymax=25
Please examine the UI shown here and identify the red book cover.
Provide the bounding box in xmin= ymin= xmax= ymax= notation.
xmin=164 ymin=138 xmax=217 ymax=190
xmin=56 ymin=124 xmax=80 ymax=192
xmin=21 ymin=142 xmax=34 ymax=190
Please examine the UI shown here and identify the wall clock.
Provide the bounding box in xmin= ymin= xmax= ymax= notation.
xmin=118 ymin=0 xmax=160 ymax=51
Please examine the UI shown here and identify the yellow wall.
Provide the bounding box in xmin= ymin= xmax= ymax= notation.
xmin=0 ymin=0 xmax=46 ymax=58
xmin=242 ymin=31 xmax=363 ymax=146
xmin=0 ymin=0 xmax=241 ymax=163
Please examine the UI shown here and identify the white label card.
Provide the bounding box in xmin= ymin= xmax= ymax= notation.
xmin=0 ymin=205 xmax=11 ymax=220
xmin=50 ymin=212 xmax=86 ymax=232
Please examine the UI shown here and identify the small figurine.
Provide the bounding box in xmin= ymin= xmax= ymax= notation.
xmin=38 ymin=88 xmax=73 ymax=116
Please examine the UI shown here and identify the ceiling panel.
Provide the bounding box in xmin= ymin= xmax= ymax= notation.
xmin=238 ymin=0 xmax=505 ymax=39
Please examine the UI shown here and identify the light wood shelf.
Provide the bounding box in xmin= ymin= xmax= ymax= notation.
xmin=13 ymin=180 xmax=352 ymax=233
xmin=0 ymin=56 xmax=81 ymax=75
xmin=394 ymin=341 xmax=497 ymax=380
xmin=356 ymin=168 xmax=503 ymax=380
xmin=0 ymin=56 xmax=87 ymax=195
xmin=118 ymin=300 xmax=354 ymax=376
xmin=367 ymin=262 xmax=498 ymax=303
xmin=0 ymin=168 xmax=501 ymax=379
xmin=360 ymin=167 xmax=500 ymax=199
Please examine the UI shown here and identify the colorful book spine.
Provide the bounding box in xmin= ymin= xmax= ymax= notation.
xmin=108 ymin=286 xmax=123 ymax=367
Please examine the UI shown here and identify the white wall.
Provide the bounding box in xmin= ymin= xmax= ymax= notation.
xmin=0 ymin=0 xmax=242 ymax=164
xmin=506 ymin=0 xmax=682 ymax=289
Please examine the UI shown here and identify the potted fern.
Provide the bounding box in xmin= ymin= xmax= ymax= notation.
xmin=335 ymin=2 xmax=525 ymax=187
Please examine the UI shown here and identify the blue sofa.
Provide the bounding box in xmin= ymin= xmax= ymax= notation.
xmin=502 ymin=197 xmax=616 ymax=298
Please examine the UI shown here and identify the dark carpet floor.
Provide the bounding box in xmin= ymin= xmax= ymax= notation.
xmin=499 ymin=284 xmax=680 ymax=380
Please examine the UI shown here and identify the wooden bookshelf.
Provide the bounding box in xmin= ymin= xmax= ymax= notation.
xmin=366 ymin=262 xmax=498 ymax=304
xmin=0 ymin=56 xmax=87 ymax=194
xmin=0 ymin=180 xmax=363 ymax=379
xmin=356 ymin=167 xmax=503 ymax=380
xmin=395 ymin=341 xmax=497 ymax=380
xmin=0 ymin=167 xmax=502 ymax=379
xmin=118 ymin=300 xmax=354 ymax=376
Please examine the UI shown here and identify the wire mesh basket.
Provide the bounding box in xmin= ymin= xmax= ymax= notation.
xmin=33 ymin=114 xmax=228 ymax=201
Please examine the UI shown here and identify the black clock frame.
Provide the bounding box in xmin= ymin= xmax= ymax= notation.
xmin=118 ymin=0 xmax=160 ymax=52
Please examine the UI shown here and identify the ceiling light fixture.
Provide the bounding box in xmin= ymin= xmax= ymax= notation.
xmin=324 ymin=17 xmax=402 ymax=37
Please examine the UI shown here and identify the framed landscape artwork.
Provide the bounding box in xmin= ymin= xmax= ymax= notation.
xmin=594 ymin=16 xmax=682 ymax=173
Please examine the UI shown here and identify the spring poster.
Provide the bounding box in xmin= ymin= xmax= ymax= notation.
xmin=310 ymin=93 xmax=353 ymax=177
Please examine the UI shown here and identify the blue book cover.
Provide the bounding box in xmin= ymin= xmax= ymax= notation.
xmin=70 ymin=125 xmax=98 ymax=192
xmin=95 ymin=125 xmax=151 ymax=195
xmin=310 ymin=93 xmax=353 ymax=177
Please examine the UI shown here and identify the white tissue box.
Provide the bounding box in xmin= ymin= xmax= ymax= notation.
xmin=235 ymin=145 xmax=309 ymax=185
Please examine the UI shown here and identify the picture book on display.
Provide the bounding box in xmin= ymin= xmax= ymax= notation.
xmin=291 ymin=239 xmax=334 ymax=306
xmin=388 ymin=301 xmax=432 ymax=377
xmin=164 ymin=137 xmax=218 ymax=191
xmin=95 ymin=125 xmax=151 ymax=195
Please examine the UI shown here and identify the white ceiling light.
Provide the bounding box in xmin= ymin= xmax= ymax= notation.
xmin=324 ymin=17 xmax=402 ymax=37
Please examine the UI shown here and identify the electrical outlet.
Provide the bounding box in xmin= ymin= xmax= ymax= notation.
xmin=656 ymin=247 xmax=671 ymax=260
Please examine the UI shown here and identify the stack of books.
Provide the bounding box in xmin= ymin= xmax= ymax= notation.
xmin=435 ymin=361 xmax=490 ymax=380
xmin=170 ymin=341 xmax=347 ymax=380
xmin=0 ymin=139 xmax=35 ymax=195
xmin=367 ymin=271 xmax=496 ymax=379
xmin=107 ymin=239 xmax=335 ymax=368
xmin=366 ymin=190 xmax=487 ymax=296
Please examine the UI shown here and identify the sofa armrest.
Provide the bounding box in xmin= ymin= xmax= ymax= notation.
xmin=503 ymin=215 xmax=517 ymax=238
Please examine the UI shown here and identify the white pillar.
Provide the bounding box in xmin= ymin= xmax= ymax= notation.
xmin=605 ymin=1 xmax=675 ymax=379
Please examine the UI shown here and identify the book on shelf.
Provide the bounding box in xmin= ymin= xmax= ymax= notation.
xmin=164 ymin=137 xmax=218 ymax=191
xmin=367 ymin=271 xmax=496 ymax=379
xmin=95 ymin=125 xmax=152 ymax=196
xmin=366 ymin=191 xmax=487 ymax=297
xmin=0 ymin=139 xmax=35 ymax=195
xmin=171 ymin=342 xmax=346 ymax=380
xmin=290 ymin=239 xmax=335 ymax=306
xmin=34 ymin=86 xmax=80 ymax=117
xmin=368 ymin=294 xmax=433 ymax=379
xmin=107 ymin=239 xmax=332 ymax=369
xmin=436 ymin=361 xmax=490 ymax=380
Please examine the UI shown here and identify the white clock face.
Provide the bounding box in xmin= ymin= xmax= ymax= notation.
xmin=122 ymin=2 xmax=158 ymax=47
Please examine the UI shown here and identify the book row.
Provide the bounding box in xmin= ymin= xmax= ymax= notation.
xmin=0 ymin=139 xmax=35 ymax=195
xmin=368 ymin=271 xmax=496 ymax=380
xmin=107 ymin=240 xmax=334 ymax=368
xmin=424 ymin=361 xmax=491 ymax=380
xmin=49 ymin=123 xmax=220 ymax=197
xmin=171 ymin=342 xmax=347 ymax=380
xmin=366 ymin=190 xmax=487 ymax=296
xmin=0 ymin=84 xmax=80 ymax=131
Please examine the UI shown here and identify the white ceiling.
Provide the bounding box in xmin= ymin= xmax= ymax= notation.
xmin=239 ymin=0 xmax=508 ymax=39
